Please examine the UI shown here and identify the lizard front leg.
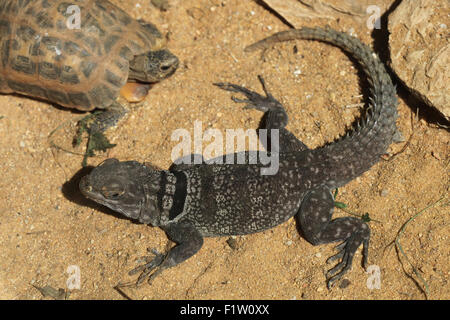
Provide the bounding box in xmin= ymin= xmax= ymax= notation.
xmin=130 ymin=220 xmax=204 ymax=285
xmin=297 ymin=187 xmax=370 ymax=288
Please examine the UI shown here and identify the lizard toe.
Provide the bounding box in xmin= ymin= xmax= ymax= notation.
xmin=128 ymin=248 xmax=166 ymax=286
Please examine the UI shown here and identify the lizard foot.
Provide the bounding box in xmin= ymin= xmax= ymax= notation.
xmin=325 ymin=231 xmax=370 ymax=288
xmin=214 ymin=75 xmax=284 ymax=113
xmin=128 ymin=248 xmax=167 ymax=286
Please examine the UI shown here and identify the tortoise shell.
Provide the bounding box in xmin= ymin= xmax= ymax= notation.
xmin=0 ymin=0 xmax=171 ymax=111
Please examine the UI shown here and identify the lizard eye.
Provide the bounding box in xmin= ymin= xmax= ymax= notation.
xmin=101 ymin=184 xmax=125 ymax=199
xmin=102 ymin=189 xmax=125 ymax=199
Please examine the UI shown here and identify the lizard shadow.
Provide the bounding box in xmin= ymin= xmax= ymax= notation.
xmin=372 ymin=0 xmax=449 ymax=127
xmin=61 ymin=165 xmax=130 ymax=222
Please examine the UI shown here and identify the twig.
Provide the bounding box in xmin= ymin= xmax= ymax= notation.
xmin=395 ymin=196 xmax=446 ymax=298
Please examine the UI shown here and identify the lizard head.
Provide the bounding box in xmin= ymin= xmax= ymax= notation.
xmin=79 ymin=158 xmax=162 ymax=225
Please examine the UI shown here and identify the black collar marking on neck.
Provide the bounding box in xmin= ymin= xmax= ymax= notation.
xmin=169 ymin=171 xmax=187 ymax=220
xmin=157 ymin=170 xmax=167 ymax=212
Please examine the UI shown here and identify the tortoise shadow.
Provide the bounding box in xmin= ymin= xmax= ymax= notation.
xmin=6 ymin=92 xmax=88 ymax=115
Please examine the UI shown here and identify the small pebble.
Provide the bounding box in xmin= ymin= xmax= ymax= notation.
xmin=226 ymin=237 xmax=238 ymax=250
xmin=339 ymin=279 xmax=351 ymax=289
xmin=293 ymin=68 xmax=302 ymax=76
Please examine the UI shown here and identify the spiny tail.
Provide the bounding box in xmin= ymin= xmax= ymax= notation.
xmin=246 ymin=27 xmax=398 ymax=188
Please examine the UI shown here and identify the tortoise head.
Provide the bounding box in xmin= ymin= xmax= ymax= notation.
xmin=128 ymin=49 xmax=179 ymax=82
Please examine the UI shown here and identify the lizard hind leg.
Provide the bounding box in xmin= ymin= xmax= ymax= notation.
xmin=296 ymin=188 xmax=370 ymax=288
xmin=214 ymin=75 xmax=288 ymax=128
xmin=214 ymin=76 xmax=308 ymax=153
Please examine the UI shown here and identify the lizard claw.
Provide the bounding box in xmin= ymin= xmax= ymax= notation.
xmin=325 ymin=232 xmax=370 ymax=289
xmin=129 ymin=248 xmax=167 ymax=286
xmin=214 ymin=75 xmax=284 ymax=113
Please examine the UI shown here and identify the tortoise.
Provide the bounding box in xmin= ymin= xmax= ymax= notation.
xmin=0 ymin=0 xmax=179 ymax=161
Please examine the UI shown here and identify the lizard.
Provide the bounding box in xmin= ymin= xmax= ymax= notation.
xmin=79 ymin=27 xmax=398 ymax=288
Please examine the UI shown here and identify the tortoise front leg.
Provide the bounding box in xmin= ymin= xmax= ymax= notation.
xmin=75 ymin=101 xmax=127 ymax=166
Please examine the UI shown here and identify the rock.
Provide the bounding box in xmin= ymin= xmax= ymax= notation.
xmin=260 ymin=0 xmax=392 ymax=28
xmin=389 ymin=0 xmax=449 ymax=120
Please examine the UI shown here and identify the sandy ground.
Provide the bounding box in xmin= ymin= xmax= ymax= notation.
xmin=0 ymin=0 xmax=448 ymax=300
